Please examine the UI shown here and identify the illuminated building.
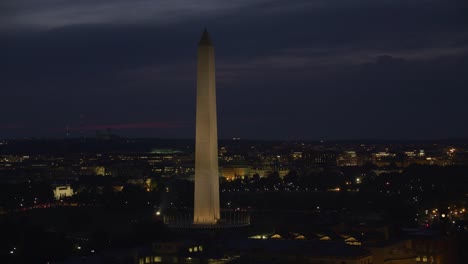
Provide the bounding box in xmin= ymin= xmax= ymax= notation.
xmin=94 ymin=166 xmax=106 ymax=176
xmin=193 ymin=29 xmax=220 ymax=225
xmin=372 ymin=151 xmax=397 ymax=167
xmin=337 ymin=151 xmax=359 ymax=167
xmin=310 ymin=152 xmax=337 ymax=167
xmin=407 ymin=229 xmax=458 ymax=264
xmin=53 ymin=185 xmax=74 ymax=200
xmin=291 ymin=151 xmax=303 ymax=160
xmin=221 ymin=163 xmax=251 ymax=180
xmin=250 ymin=166 xmax=289 ymax=178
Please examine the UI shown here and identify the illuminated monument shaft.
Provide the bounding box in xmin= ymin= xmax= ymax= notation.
xmin=193 ymin=30 xmax=220 ymax=224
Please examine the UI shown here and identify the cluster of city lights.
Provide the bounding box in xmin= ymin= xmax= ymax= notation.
xmin=10 ymin=247 xmax=17 ymax=255
xmin=421 ymin=206 xmax=466 ymax=226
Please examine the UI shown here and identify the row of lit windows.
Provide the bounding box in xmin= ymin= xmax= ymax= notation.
xmin=138 ymin=256 xmax=162 ymax=264
xmin=188 ymin=245 xmax=203 ymax=253
xmin=416 ymin=256 xmax=433 ymax=263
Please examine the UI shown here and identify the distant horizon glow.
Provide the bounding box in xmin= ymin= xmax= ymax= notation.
xmin=1 ymin=0 xmax=467 ymax=139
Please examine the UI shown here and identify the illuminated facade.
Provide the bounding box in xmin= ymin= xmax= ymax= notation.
xmin=193 ymin=29 xmax=220 ymax=225
xmin=221 ymin=164 xmax=251 ymax=180
xmin=337 ymin=151 xmax=359 ymax=167
xmin=53 ymin=185 xmax=74 ymax=200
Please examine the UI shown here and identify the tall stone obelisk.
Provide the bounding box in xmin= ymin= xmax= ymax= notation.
xmin=193 ymin=29 xmax=220 ymax=225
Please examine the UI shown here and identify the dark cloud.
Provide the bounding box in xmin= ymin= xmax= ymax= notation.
xmin=0 ymin=0 xmax=467 ymax=139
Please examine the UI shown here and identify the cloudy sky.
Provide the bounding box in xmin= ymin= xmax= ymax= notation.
xmin=1 ymin=0 xmax=467 ymax=140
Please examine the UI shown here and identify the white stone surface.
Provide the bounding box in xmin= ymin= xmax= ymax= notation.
xmin=193 ymin=30 xmax=220 ymax=224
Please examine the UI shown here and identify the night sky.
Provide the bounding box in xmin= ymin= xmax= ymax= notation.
xmin=1 ymin=0 xmax=467 ymax=140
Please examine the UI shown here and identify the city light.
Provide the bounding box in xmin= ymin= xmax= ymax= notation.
xmin=0 ymin=9 xmax=467 ymax=263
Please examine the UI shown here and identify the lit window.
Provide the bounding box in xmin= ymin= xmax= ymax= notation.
xmin=199 ymin=246 xmax=203 ymax=251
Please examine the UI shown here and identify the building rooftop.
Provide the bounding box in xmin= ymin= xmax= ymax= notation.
xmin=225 ymin=239 xmax=371 ymax=258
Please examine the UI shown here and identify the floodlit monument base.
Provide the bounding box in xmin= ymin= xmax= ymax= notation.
xmin=163 ymin=210 xmax=250 ymax=229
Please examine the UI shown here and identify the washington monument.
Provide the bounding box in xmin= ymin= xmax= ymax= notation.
xmin=193 ymin=29 xmax=220 ymax=225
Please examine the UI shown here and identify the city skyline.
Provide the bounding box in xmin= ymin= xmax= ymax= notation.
xmin=1 ymin=0 xmax=468 ymax=140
